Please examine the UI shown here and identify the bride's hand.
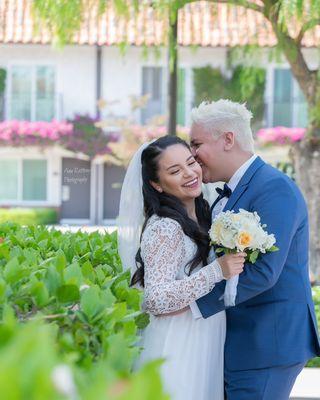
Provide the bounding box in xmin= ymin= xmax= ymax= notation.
xmin=217 ymin=253 xmax=246 ymax=280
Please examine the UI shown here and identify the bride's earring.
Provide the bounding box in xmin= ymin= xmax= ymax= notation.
xmin=157 ymin=187 xmax=163 ymax=193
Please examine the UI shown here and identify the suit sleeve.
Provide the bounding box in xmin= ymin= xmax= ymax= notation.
xmin=196 ymin=177 xmax=303 ymax=318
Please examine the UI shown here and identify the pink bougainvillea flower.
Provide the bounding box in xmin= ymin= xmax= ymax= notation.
xmin=257 ymin=126 xmax=306 ymax=145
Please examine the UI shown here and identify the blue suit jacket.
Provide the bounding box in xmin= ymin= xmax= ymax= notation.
xmin=197 ymin=157 xmax=320 ymax=371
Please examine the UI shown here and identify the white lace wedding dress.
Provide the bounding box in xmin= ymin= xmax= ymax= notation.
xmin=134 ymin=215 xmax=226 ymax=400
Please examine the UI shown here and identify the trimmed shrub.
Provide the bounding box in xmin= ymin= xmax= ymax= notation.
xmin=0 ymin=208 xmax=58 ymax=225
xmin=0 ymin=223 xmax=167 ymax=399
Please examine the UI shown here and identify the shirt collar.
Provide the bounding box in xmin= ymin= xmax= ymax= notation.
xmin=227 ymin=154 xmax=257 ymax=191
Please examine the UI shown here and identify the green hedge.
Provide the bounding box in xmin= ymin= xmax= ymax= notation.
xmin=0 ymin=223 xmax=167 ymax=399
xmin=0 ymin=208 xmax=58 ymax=225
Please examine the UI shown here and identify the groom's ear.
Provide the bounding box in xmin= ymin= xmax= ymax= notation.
xmin=224 ymin=132 xmax=235 ymax=150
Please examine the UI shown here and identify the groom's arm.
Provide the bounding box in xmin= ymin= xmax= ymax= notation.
xmin=196 ymin=177 xmax=305 ymax=318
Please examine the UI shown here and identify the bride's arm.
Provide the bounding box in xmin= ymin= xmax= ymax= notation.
xmin=142 ymin=218 xmax=224 ymax=315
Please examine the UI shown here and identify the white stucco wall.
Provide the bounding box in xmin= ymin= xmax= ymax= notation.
xmin=101 ymin=46 xmax=228 ymax=125
xmin=0 ymin=44 xmax=96 ymax=119
xmin=0 ymin=146 xmax=90 ymax=207
xmin=0 ymin=43 xmax=319 ymax=126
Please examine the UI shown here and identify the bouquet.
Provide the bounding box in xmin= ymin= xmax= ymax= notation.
xmin=209 ymin=209 xmax=279 ymax=306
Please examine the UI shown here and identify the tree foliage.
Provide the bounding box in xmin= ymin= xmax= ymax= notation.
xmin=193 ymin=65 xmax=266 ymax=128
xmin=32 ymin=0 xmax=320 ymax=137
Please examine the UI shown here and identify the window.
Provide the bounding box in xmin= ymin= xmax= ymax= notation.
xmin=141 ymin=67 xmax=186 ymax=125
xmin=141 ymin=67 xmax=164 ymax=124
xmin=0 ymin=159 xmax=47 ymax=202
xmin=0 ymin=160 xmax=18 ymax=200
xmin=272 ymin=68 xmax=308 ymax=127
xmin=8 ymin=65 xmax=56 ymax=121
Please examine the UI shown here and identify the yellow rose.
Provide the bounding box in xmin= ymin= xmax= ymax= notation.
xmin=238 ymin=231 xmax=252 ymax=248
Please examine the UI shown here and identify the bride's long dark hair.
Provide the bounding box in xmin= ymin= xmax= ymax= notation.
xmin=131 ymin=135 xmax=211 ymax=287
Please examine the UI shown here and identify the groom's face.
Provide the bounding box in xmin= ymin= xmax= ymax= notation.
xmin=190 ymin=124 xmax=226 ymax=183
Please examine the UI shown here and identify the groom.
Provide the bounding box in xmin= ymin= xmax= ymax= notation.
xmin=190 ymin=100 xmax=320 ymax=400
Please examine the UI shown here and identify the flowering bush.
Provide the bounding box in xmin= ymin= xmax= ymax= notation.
xmin=257 ymin=126 xmax=306 ymax=145
xmin=0 ymin=116 xmax=113 ymax=159
xmin=0 ymin=120 xmax=73 ymax=146
xmin=62 ymin=114 xmax=112 ymax=158
xmin=105 ymin=123 xmax=189 ymax=166
xmin=0 ymin=112 xmax=188 ymax=164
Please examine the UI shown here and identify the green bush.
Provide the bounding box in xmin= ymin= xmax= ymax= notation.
xmin=0 ymin=223 xmax=167 ymax=399
xmin=307 ymin=286 xmax=320 ymax=368
xmin=0 ymin=208 xmax=58 ymax=225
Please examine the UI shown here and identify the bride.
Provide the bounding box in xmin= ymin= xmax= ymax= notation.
xmin=118 ymin=136 xmax=245 ymax=400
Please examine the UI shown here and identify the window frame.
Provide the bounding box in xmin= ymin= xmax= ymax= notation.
xmin=267 ymin=65 xmax=309 ymax=128
xmin=5 ymin=62 xmax=58 ymax=121
xmin=140 ymin=64 xmax=188 ymax=126
xmin=0 ymin=156 xmax=49 ymax=206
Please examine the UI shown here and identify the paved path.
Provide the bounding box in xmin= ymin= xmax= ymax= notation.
xmin=290 ymin=368 xmax=320 ymax=399
xmin=50 ymin=225 xmax=116 ymax=234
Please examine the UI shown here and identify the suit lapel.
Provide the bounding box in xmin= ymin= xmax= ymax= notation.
xmin=223 ymin=156 xmax=265 ymax=211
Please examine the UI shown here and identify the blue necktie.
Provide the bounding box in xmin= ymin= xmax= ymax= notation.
xmin=210 ymin=183 xmax=232 ymax=213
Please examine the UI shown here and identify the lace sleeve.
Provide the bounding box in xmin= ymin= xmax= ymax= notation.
xmin=141 ymin=217 xmax=223 ymax=314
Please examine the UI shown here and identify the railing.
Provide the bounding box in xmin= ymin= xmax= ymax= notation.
xmin=0 ymin=92 xmax=64 ymax=122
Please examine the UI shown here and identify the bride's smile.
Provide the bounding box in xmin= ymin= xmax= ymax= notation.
xmin=150 ymin=143 xmax=203 ymax=206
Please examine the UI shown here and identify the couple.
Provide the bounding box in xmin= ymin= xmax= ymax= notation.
xmin=118 ymin=100 xmax=320 ymax=400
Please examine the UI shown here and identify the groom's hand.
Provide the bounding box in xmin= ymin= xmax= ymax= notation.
xmin=217 ymin=253 xmax=246 ymax=279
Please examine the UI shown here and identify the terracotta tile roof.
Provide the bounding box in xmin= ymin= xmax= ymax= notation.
xmin=0 ymin=0 xmax=319 ymax=47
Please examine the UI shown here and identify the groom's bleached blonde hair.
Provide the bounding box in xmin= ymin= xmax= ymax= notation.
xmin=191 ymin=99 xmax=255 ymax=152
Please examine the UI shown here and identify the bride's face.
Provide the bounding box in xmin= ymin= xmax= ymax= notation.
xmin=151 ymin=144 xmax=202 ymax=202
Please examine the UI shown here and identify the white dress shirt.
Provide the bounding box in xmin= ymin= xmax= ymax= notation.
xmin=190 ymin=154 xmax=258 ymax=319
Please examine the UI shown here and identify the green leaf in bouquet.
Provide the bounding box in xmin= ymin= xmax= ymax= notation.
xmin=64 ymin=262 xmax=83 ymax=286
xmin=249 ymin=250 xmax=259 ymax=264
xmin=268 ymin=245 xmax=279 ymax=252
xmin=134 ymin=312 xmax=150 ymax=330
xmin=56 ymin=284 xmax=80 ymax=304
xmin=214 ymin=247 xmax=224 ymax=254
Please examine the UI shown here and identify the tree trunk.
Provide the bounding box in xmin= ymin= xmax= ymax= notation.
xmin=167 ymin=9 xmax=178 ymax=136
xmin=290 ymin=139 xmax=320 ymax=281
